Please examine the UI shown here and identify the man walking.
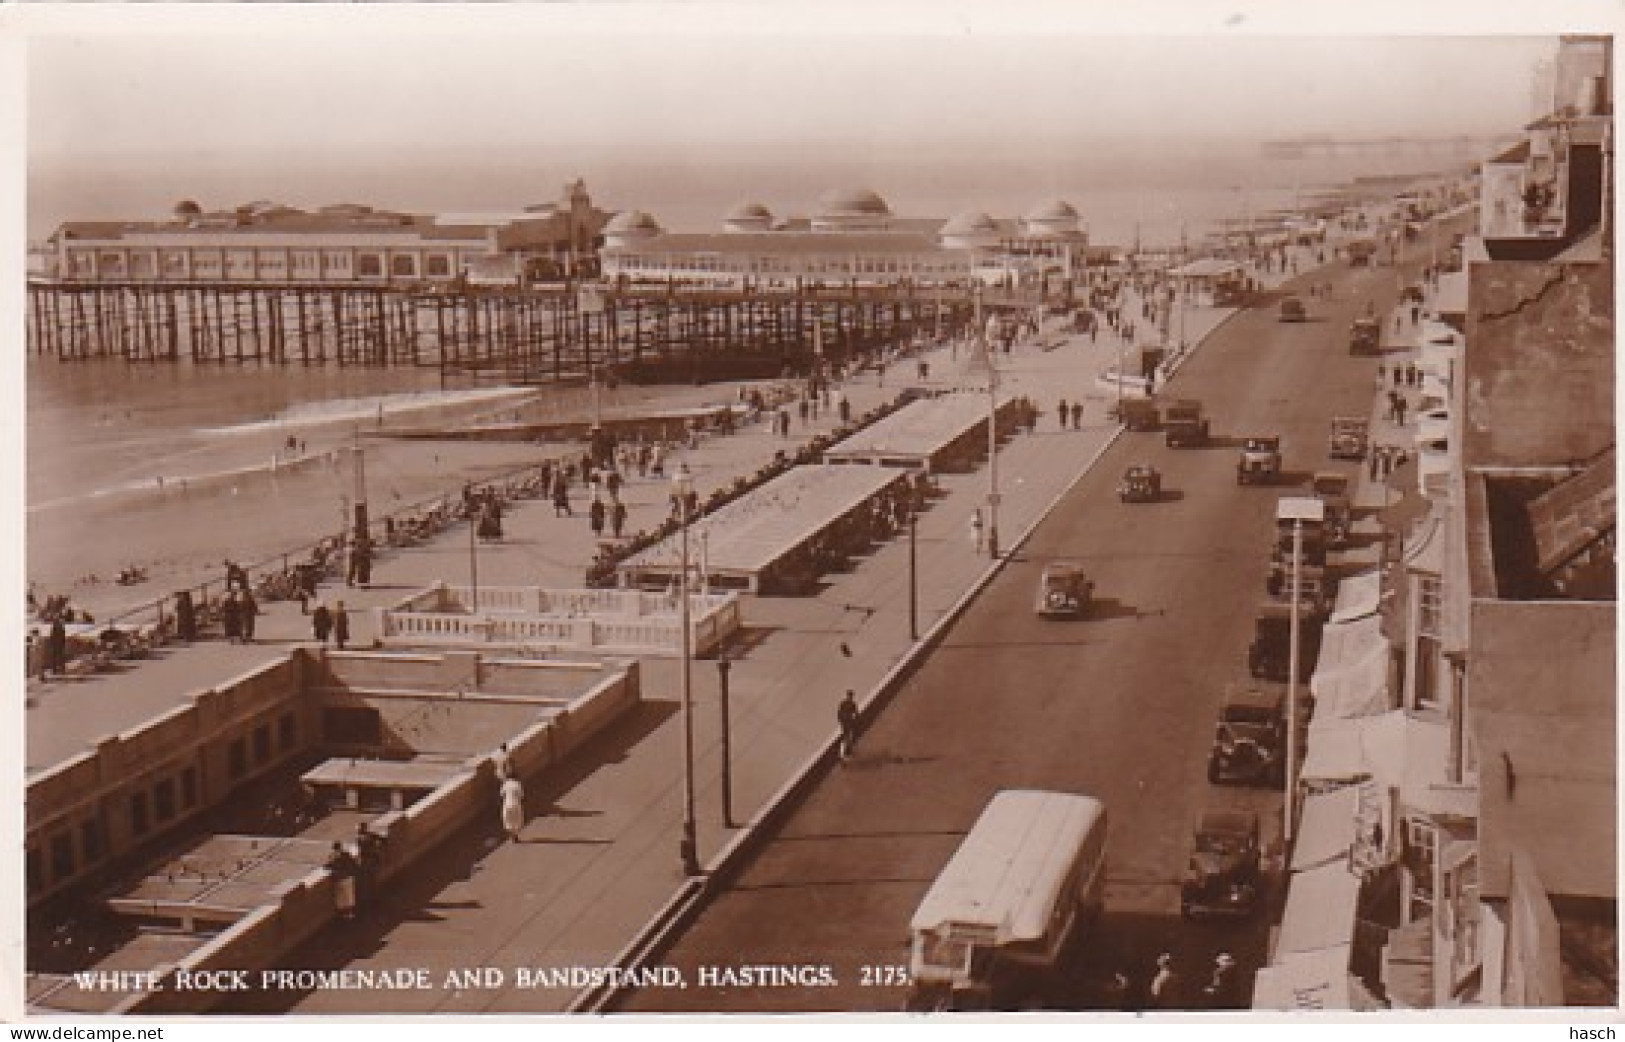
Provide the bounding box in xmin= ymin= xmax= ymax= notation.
xmin=837 ymin=690 xmax=860 ymax=761
xmin=970 ymin=508 xmax=985 ymax=553
xmin=333 ymin=601 xmax=350 ymax=651
xmin=312 ymin=601 xmax=333 ymax=644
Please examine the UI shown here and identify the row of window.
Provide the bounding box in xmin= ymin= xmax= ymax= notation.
xmin=62 ymin=248 xmax=467 ymax=282
xmin=27 ymin=711 xmax=299 ymax=897
xmin=608 ymin=255 xmax=971 ymax=278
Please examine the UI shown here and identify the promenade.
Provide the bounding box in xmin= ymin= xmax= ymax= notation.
xmin=26 ymin=245 xmax=1324 ymax=1014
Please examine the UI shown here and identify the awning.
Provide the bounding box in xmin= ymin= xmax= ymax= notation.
xmin=1301 ymin=711 xmax=1469 ymax=816
xmin=1434 ymin=271 xmax=1468 ymax=318
xmin=1402 ymin=509 xmax=1446 ymax=573
xmin=1275 ymin=861 xmax=1360 ymax=958
xmin=1252 ymin=945 xmax=1357 ymax=1011
xmin=1291 ymin=784 xmax=1362 ymax=872
xmin=1310 ymin=616 xmax=1390 ymax=719
xmin=1330 ymin=570 xmax=1381 ymax=622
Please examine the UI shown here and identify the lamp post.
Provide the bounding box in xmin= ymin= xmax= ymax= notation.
xmin=1285 ymin=518 xmax=1303 ymax=845
xmin=468 ymin=502 xmax=480 ymax=613
xmin=972 ymin=283 xmax=1001 ymax=559
xmin=673 ymin=467 xmax=700 ymax=875
xmin=908 ymin=507 xmax=918 ymax=640
xmin=716 ymin=653 xmax=734 ymax=828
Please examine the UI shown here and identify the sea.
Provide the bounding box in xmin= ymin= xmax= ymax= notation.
xmin=21 ymin=146 xmax=1452 ymax=616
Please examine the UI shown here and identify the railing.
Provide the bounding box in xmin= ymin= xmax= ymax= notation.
xmin=378 ymin=586 xmax=741 ymax=657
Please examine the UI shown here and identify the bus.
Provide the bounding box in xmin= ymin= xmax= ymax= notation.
xmin=906 ymin=789 xmax=1108 ymax=1010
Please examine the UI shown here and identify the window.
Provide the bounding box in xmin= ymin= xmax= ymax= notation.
xmin=1417 ymin=574 xmax=1442 ymax=639
xmin=81 ymin=819 xmax=103 ymax=862
xmin=253 ymin=723 xmax=272 ymax=765
xmin=50 ymin=833 xmax=75 ymax=881
xmin=356 ymin=253 xmax=384 ymax=278
xmin=155 ymin=778 xmax=177 ymax=822
xmin=228 ymin=737 xmax=248 ymax=779
xmin=424 ymin=254 xmax=451 ymax=278
xmin=390 ymin=253 xmax=418 ymax=278
xmin=130 ymin=791 xmax=150 ymax=836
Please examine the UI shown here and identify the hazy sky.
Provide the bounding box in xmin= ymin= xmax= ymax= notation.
xmin=26 ymin=10 xmax=1562 ymax=168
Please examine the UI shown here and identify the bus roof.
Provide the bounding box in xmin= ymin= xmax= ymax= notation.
xmin=909 ymin=790 xmax=1106 ymax=945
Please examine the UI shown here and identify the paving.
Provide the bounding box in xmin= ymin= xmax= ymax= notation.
xmin=28 ymin=253 xmax=1319 ymax=1013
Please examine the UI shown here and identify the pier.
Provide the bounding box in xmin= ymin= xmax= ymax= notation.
xmin=24 ymin=280 xmax=1061 ymax=383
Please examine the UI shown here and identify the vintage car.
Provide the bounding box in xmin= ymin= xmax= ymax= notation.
xmin=1247 ymin=602 xmax=1324 ymax=683
xmin=1279 ymin=296 xmax=1307 ymax=322
xmin=1327 ymin=416 xmax=1369 ymax=461
xmin=1236 ymin=435 xmax=1282 ymax=485
xmin=1207 ymin=686 xmax=1287 ymax=786
xmin=1348 ymin=317 xmax=1381 ymax=354
xmin=1162 ymin=399 xmax=1209 ymax=448
xmin=1311 ymin=471 xmax=1353 ymax=544
xmin=1180 ymin=809 xmax=1263 ymax=918
xmin=1118 ymin=465 xmax=1163 ymax=503
xmin=1109 ymin=397 xmax=1161 ymax=432
xmin=1035 ymin=562 xmax=1093 ymax=619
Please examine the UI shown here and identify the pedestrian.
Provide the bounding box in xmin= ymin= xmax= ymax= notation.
xmin=500 ymin=774 xmax=525 ymax=843
xmin=312 ymin=601 xmax=333 ymax=644
xmin=836 ymin=392 xmax=851 ymax=425
xmin=493 ymin=742 xmax=514 ymax=780
xmin=797 ymin=397 xmax=809 ymax=428
xmin=589 ymin=495 xmax=606 ymax=539
xmin=1070 ymin=401 xmax=1083 ymax=430
xmin=837 ymin=690 xmax=859 ymax=761
xmin=1380 ymin=445 xmax=1394 ymax=479
xmin=605 ymin=469 xmax=622 ymax=500
xmin=1395 ymin=395 xmax=1408 ymax=426
xmin=326 ymin=841 xmax=359 ymax=920
xmin=611 ymin=499 xmax=628 ymax=540
xmin=225 ymin=559 xmax=247 ymax=593
xmin=46 ymin=616 xmax=67 ymax=679
xmin=175 ymin=590 xmax=197 ymax=642
xmin=333 ymin=601 xmax=350 ymax=651
xmin=1204 ymin=953 xmax=1239 ymax=1008
xmin=354 ymin=823 xmax=384 ymax=914
xmin=1376 ymin=362 xmax=1387 ymax=387
xmin=1408 ymin=362 xmax=1420 ymax=387
xmin=1149 ymin=953 xmax=1179 ymax=1009
xmin=1057 ymin=398 xmax=1069 ymax=431
xmin=1411 ymin=303 xmax=1421 ymax=325
xmin=1368 ymin=446 xmax=1381 ymax=481
xmin=1393 ymin=362 xmax=1404 ymax=388
xmin=221 ymin=591 xmax=242 ymax=643
xmin=970 ymin=508 xmax=985 ymax=553
xmin=240 ymin=588 xmax=258 ymax=643
xmin=552 ymin=480 xmax=572 ymax=518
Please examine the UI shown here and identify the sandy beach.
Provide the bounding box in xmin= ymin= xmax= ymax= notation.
xmin=26 ymin=374 xmax=752 ymax=625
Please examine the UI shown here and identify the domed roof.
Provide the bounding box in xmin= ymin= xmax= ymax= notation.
xmin=816 ymin=187 xmax=891 ymax=218
xmin=725 ymin=201 xmax=773 ymax=223
xmin=1026 ymin=199 xmax=1079 ymax=222
xmin=603 ymin=210 xmax=662 ymax=235
xmin=940 ymin=210 xmax=998 ymax=237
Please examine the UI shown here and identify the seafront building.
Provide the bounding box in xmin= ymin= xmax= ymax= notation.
xmin=600 ymin=188 xmax=1102 ymax=291
xmin=40 ymin=179 xmax=613 ymax=287
xmin=1255 ymin=34 xmax=1615 ymax=1011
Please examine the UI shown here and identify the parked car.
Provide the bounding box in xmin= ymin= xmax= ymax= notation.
xmin=1327 ymin=416 xmax=1369 ymax=461
xmin=1311 ymin=471 xmax=1352 ymax=545
xmin=1207 ymin=686 xmax=1286 ymax=786
xmin=1236 ymin=435 xmax=1282 ymax=485
xmin=1247 ymin=602 xmax=1324 ymax=683
xmin=1348 ymin=317 xmax=1381 ymax=354
xmin=1180 ymin=809 xmax=1262 ymax=918
xmin=1110 ymin=397 xmax=1161 ymax=432
xmin=1035 ymin=562 xmax=1093 ymax=619
xmin=1118 ymin=465 xmax=1163 ymax=503
xmin=1162 ymin=399 xmax=1209 ymax=448
xmin=1279 ymin=296 xmax=1307 ymax=322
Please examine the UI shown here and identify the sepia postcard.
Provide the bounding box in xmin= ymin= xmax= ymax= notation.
xmin=6 ymin=1 xmax=1619 ymax=1031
